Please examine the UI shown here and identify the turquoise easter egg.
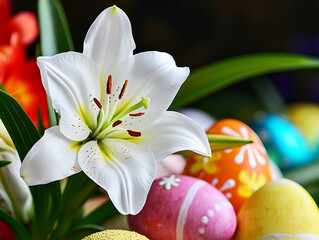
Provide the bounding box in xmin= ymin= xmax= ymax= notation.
xmin=249 ymin=113 xmax=313 ymax=170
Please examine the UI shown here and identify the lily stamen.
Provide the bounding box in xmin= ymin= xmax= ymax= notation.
xmin=94 ymin=97 xmax=150 ymax=140
xmin=107 ymin=75 xmax=112 ymax=94
xmin=129 ymin=112 xmax=145 ymax=117
xmin=110 ymin=97 xmax=150 ymax=125
xmin=112 ymin=120 xmax=122 ymax=127
xmin=119 ymin=80 xmax=128 ymax=100
xmin=93 ymin=98 xmax=102 ymax=109
xmin=127 ymin=130 xmax=141 ymax=137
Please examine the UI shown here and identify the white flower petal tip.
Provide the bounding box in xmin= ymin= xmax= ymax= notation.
xmin=111 ymin=5 xmax=118 ymax=13
xmin=78 ymin=140 xmax=156 ymax=215
xmin=20 ymin=127 xmax=81 ymax=186
xmin=83 ymin=5 xmax=136 ymax=73
xmin=140 ymin=111 xmax=212 ymax=161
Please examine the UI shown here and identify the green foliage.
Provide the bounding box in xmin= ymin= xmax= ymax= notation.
xmin=0 ymin=90 xmax=62 ymax=240
xmin=0 ymin=90 xmax=40 ymax=160
xmin=38 ymin=0 xmax=74 ymax=56
xmin=0 ymin=160 xmax=11 ymax=168
xmin=38 ymin=0 xmax=75 ymax=126
xmin=75 ymin=200 xmax=119 ymax=227
xmin=207 ymin=134 xmax=253 ymax=151
xmin=171 ymin=53 xmax=319 ymax=109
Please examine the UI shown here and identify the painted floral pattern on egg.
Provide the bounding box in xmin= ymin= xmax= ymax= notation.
xmin=183 ymin=119 xmax=272 ymax=212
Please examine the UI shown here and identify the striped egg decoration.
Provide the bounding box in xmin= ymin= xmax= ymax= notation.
xmin=128 ymin=175 xmax=236 ymax=240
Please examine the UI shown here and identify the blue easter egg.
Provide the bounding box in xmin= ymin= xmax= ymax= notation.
xmin=249 ymin=113 xmax=314 ymax=170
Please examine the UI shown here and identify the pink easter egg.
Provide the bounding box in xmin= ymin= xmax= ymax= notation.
xmin=128 ymin=175 xmax=236 ymax=240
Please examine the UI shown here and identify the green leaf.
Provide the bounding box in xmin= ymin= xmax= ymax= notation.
xmin=37 ymin=108 xmax=45 ymax=136
xmin=50 ymin=173 xmax=97 ymax=240
xmin=170 ymin=53 xmax=319 ymax=109
xmin=38 ymin=0 xmax=74 ymax=126
xmin=38 ymin=0 xmax=74 ymax=56
xmin=61 ymin=224 xmax=104 ymax=240
xmin=76 ymin=200 xmax=119 ymax=226
xmin=284 ymin=161 xmax=319 ymax=187
xmin=207 ymin=134 xmax=253 ymax=151
xmin=0 ymin=90 xmax=40 ymax=160
xmin=0 ymin=90 xmax=61 ymax=240
xmin=0 ymin=160 xmax=11 ymax=168
xmin=0 ymin=209 xmax=32 ymax=240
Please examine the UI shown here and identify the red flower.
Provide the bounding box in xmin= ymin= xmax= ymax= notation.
xmin=0 ymin=220 xmax=15 ymax=240
xmin=0 ymin=1 xmax=46 ymax=238
xmin=0 ymin=0 xmax=38 ymax=46
xmin=0 ymin=0 xmax=48 ymax=127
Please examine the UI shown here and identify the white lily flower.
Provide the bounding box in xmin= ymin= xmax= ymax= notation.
xmin=20 ymin=6 xmax=211 ymax=214
xmin=0 ymin=121 xmax=33 ymax=223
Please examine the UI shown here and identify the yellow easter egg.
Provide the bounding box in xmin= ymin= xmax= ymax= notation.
xmin=234 ymin=179 xmax=319 ymax=240
xmin=82 ymin=229 xmax=149 ymax=240
xmin=288 ymin=102 xmax=319 ymax=149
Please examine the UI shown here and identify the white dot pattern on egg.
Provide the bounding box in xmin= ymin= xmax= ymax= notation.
xmin=129 ymin=175 xmax=237 ymax=240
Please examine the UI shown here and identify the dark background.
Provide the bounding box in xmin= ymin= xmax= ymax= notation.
xmin=12 ymin=0 xmax=319 ymax=120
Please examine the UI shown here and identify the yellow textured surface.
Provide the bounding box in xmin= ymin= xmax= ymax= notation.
xmin=82 ymin=229 xmax=149 ymax=240
xmin=233 ymin=179 xmax=319 ymax=240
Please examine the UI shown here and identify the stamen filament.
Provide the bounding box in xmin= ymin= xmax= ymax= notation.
xmin=91 ymin=109 xmax=105 ymax=137
xmin=110 ymin=97 xmax=150 ymax=125
xmin=95 ymin=97 xmax=150 ymax=140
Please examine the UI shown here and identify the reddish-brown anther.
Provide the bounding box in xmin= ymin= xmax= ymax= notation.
xmin=112 ymin=120 xmax=122 ymax=127
xmin=127 ymin=130 xmax=141 ymax=137
xmin=107 ymin=75 xmax=112 ymax=94
xmin=93 ymin=97 xmax=102 ymax=109
xmin=119 ymin=80 xmax=128 ymax=100
xmin=129 ymin=112 xmax=145 ymax=117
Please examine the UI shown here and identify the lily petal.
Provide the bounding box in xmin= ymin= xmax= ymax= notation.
xmin=21 ymin=126 xmax=81 ymax=185
xmin=0 ymin=152 xmax=33 ymax=222
xmin=78 ymin=139 xmax=156 ymax=215
xmin=103 ymin=51 xmax=189 ymax=129
xmin=83 ymin=6 xmax=135 ymax=74
xmin=0 ymin=184 xmax=12 ymax=212
xmin=37 ymin=52 xmax=101 ymax=141
xmin=140 ymin=111 xmax=211 ymax=161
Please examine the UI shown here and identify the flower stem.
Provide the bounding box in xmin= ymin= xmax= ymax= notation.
xmin=49 ymin=174 xmax=97 ymax=240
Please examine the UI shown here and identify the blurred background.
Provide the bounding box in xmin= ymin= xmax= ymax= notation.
xmin=11 ymin=0 xmax=319 ymax=120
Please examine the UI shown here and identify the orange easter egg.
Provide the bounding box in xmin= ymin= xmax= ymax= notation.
xmin=183 ymin=119 xmax=272 ymax=212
